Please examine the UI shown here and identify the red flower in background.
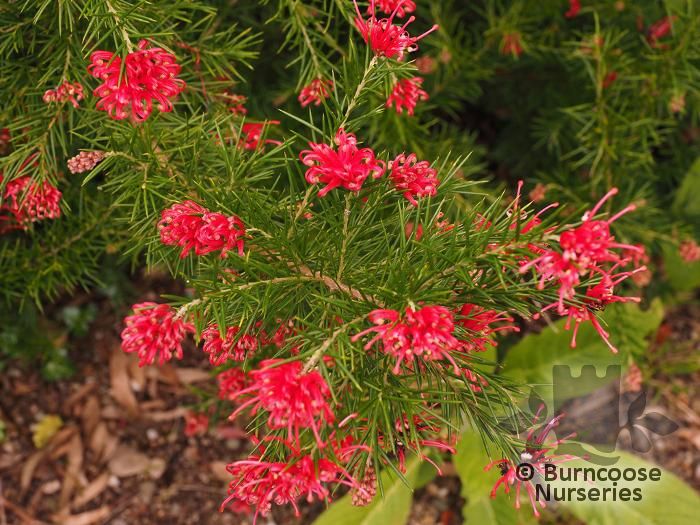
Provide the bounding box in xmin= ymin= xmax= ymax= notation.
xmin=647 ymin=16 xmax=677 ymax=46
xmin=158 ymin=200 xmax=246 ymax=258
xmin=501 ymin=33 xmax=523 ymax=57
xmin=88 ymin=39 xmax=185 ymax=121
xmin=120 ymin=302 xmax=193 ymax=366
xmin=0 ymin=175 xmax=61 ymax=230
xmin=229 ymin=360 xmax=335 ymax=447
xmin=217 ymin=368 xmax=248 ymax=401
xmin=680 ymin=239 xmax=700 ymax=262
xmin=202 ymin=324 xmax=259 ymax=366
xmin=389 ymin=153 xmax=439 ymax=205
xmin=300 ymin=129 xmax=385 ymax=196
xmin=238 ymin=121 xmax=281 ymax=151
xmin=43 ymin=81 xmax=84 ymax=108
xmin=386 ymin=77 xmax=429 ymax=115
xmin=373 ymin=0 xmax=416 ymax=18
xmin=353 ymin=305 xmax=464 ymax=374
xmin=456 ymin=304 xmax=519 ymax=352
xmin=353 ymin=0 xmax=438 ymax=59
xmin=184 ymin=411 xmax=209 ymax=437
xmin=298 ymin=78 xmax=333 ymax=107
xmin=564 ymin=0 xmax=581 ymax=19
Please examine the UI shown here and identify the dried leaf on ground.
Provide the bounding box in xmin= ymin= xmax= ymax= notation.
xmin=53 ymin=506 xmax=110 ymax=525
xmin=72 ymin=471 xmax=110 ymax=509
xmin=107 ymin=445 xmax=150 ymax=478
xmin=109 ymin=348 xmax=139 ymax=416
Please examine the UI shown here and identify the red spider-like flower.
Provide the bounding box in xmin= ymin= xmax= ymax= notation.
xmin=564 ymin=0 xmax=581 ymax=19
xmin=67 ymin=151 xmax=105 ymax=174
xmin=184 ymin=411 xmax=209 ymax=437
xmin=202 ymin=324 xmax=259 ymax=366
xmin=88 ymin=39 xmax=185 ymax=121
xmin=389 ymin=153 xmax=439 ymax=205
xmin=300 ymin=129 xmax=385 ymax=197
xmin=217 ymin=368 xmax=249 ymax=401
xmin=353 ymin=0 xmax=438 ymax=59
xmin=158 ymin=201 xmax=246 ymax=258
xmin=120 ymin=302 xmax=193 ymax=367
xmin=238 ymin=121 xmax=282 ymax=151
xmin=501 ymin=33 xmax=523 ymax=57
xmin=486 ymin=408 xmax=576 ymax=517
xmin=43 ymin=81 xmax=84 ymax=108
xmin=373 ymin=0 xmax=416 ymax=18
xmin=352 ymin=305 xmax=465 ymax=374
xmin=456 ymin=303 xmax=519 ymax=352
xmin=229 ymin=360 xmax=335 ymax=446
xmin=221 ymin=441 xmax=362 ymax=521
xmin=1 ymin=175 xmax=61 ymax=229
xmin=298 ymin=78 xmax=333 ymax=107
xmin=225 ymin=93 xmax=247 ymax=115
xmin=386 ymin=77 xmax=428 ymax=115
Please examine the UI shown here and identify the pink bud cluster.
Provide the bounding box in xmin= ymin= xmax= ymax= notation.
xmin=43 ymin=81 xmax=84 ymax=108
xmin=67 ymin=151 xmax=105 ymax=174
xmin=158 ymin=200 xmax=246 ymax=258
xmin=88 ymin=39 xmax=185 ymax=121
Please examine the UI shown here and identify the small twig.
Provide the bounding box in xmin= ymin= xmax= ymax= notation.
xmin=105 ymin=0 xmax=134 ymax=52
xmin=174 ymin=298 xmax=202 ymax=320
xmin=336 ymin=193 xmax=352 ymax=281
xmin=0 ymin=496 xmax=46 ymax=525
xmin=339 ymin=56 xmax=378 ymax=128
xmin=302 ymin=317 xmax=363 ymax=373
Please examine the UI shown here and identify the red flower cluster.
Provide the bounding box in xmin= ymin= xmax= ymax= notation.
xmin=88 ymin=39 xmax=185 ymax=121
xmin=373 ymin=0 xmax=416 ymax=18
xmin=229 ymin=360 xmax=335 ymax=447
xmin=486 ymin=409 xmax=575 ymax=517
xmin=184 ymin=411 xmax=209 ymax=437
xmin=353 ymin=0 xmax=438 ymax=59
xmin=456 ymin=303 xmax=519 ymax=352
xmin=300 ymin=129 xmax=385 ymax=197
xmin=158 ymin=200 xmax=246 ymax=258
xmin=680 ymin=239 xmax=700 ymax=262
xmin=389 ymin=153 xmax=439 ymax=205
xmin=120 ymin=302 xmax=193 ymax=367
xmin=239 ymin=121 xmax=281 ymax=151
xmin=386 ymin=77 xmax=429 ymax=115
xmin=298 ymin=78 xmax=333 ymax=107
xmin=67 ymin=151 xmax=105 ymax=174
xmin=221 ymin=441 xmax=361 ymax=521
xmin=43 ymin=81 xmax=84 ymax=108
xmin=225 ymin=93 xmax=247 ymax=115
xmin=519 ymin=188 xmax=646 ymax=352
xmin=0 ymin=175 xmax=61 ymax=230
xmin=352 ymin=305 xmax=464 ymax=374
xmin=202 ymin=324 xmax=259 ymax=366
xmin=217 ymin=368 xmax=248 ymax=401
xmin=647 ymin=16 xmax=677 ymax=47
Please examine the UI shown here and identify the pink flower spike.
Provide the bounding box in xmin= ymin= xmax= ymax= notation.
xmin=389 ymin=153 xmax=439 ymax=205
xmin=386 ymin=77 xmax=429 ymax=115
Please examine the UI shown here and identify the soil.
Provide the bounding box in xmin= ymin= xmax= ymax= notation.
xmin=0 ymin=282 xmax=697 ymax=525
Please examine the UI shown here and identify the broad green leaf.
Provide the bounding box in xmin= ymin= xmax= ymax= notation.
xmin=662 ymin=244 xmax=700 ymax=292
xmin=501 ymin=300 xmax=663 ymax=399
xmin=454 ymin=431 xmax=537 ymax=525
xmin=312 ymin=456 xmax=427 ymax=525
xmin=549 ymin=450 xmax=700 ymax=525
xmin=673 ymin=157 xmax=700 ymax=219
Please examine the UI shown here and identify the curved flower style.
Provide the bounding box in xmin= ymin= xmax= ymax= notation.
xmin=353 ymin=0 xmax=438 ymax=59
xmin=298 ymin=78 xmax=333 ymax=107
xmin=202 ymin=324 xmax=259 ymax=366
xmin=120 ymin=302 xmax=193 ymax=367
xmin=88 ymin=39 xmax=185 ymax=121
xmin=229 ymin=360 xmax=335 ymax=446
xmin=352 ymin=305 xmax=464 ymax=374
xmin=389 ymin=153 xmax=439 ymax=205
xmin=300 ymin=129 xmax=385 ymax=196
xmin=158 ymin=200 xmax=246 ymax=258
xmin=386 ymin=77 xmax=429 ymax=115
xmin=0 ymin=175 xmax=61 ymax=229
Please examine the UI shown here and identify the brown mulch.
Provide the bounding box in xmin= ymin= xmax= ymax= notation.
xmin=0 ymin=289 xmax=698 ymax=524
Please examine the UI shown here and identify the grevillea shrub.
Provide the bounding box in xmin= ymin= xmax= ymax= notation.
xmin=1 ymin=0 xmax=699 ymax=521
